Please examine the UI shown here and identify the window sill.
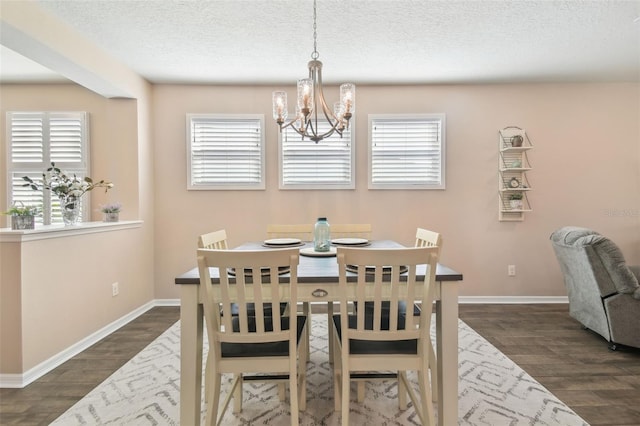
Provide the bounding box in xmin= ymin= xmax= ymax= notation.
xmin=0 ymin=220 xmax=143 ymax=242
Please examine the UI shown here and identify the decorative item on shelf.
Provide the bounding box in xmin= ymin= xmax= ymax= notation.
xmin=22 ymin=162 xmax=113 ymax=226
xmin=510 ymin=159 xmax=522 ymax=168
xmin=100 ymin=202 xmax=122 ymax=223
xmin=509 ymin=193 xmax=524 ymax=210
xmin=511 ymin=134 xmax=524 ymax=147
xmin=509 ymin=177 xmax=520 ymax=188
xmin=2 ymin=201 xmax=40 ymax=230
xmin=272 ymin=0 xmax=355 ymax=143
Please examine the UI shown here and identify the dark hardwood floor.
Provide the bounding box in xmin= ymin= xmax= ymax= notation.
xmin=1 ymin=304 xmax=639 ymax=425
xmin=460 ymin=304 xmax=640 ymax=426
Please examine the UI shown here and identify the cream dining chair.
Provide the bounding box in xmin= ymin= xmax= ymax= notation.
xmin=331 ymin=246 xmax=440 ymax=425
xmin=197 ymin=247 xmax=308 ymax=426
xmin=267 ymin=224 xmax=314 ymax=241
xmin=330 ymin=223 xmax=372 ymax=240
xmin=198 ymin=229 xmax=229 ymax=250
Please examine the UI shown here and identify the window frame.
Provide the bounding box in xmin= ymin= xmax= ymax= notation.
xmin=368 ymin=113 xmax=446 ymax=190
xmin=186 ymin=114 xmax=265 ymax=191
xmin=6 ymin=111 xmax=91 ymax=225
xmin=278 ymin=118 xmax=355 ymax=190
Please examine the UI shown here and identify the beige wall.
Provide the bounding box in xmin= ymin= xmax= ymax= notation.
xmin=153 ymin=83 xmax=640 ymax=299
xmin=0 ymin=84 xmax=155 ymax=373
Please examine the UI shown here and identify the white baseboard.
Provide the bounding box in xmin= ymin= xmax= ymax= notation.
xmin=0 ymin=301 xmax=156 ymax=389
xmin=0 ymin=296 xmax=567 ymax=388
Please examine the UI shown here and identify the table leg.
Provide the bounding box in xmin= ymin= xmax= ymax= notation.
xmin=181 ymin=285 xmax=204 ymax=426
xmin=436 ymin=281 xmax=459 ymax=426
xmin=327 ymin=301 xmax=334 ymax=364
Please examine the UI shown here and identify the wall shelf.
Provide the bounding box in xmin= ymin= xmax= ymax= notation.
xmin=499 ymin=127 xmax=533 ymax=221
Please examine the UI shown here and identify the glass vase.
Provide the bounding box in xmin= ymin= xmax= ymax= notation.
xmin=60 ymin=196 xmax=81 ymax=226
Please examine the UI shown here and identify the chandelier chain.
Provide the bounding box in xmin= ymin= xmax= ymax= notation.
xmin=312 ymin=0 xmax=319 ymax=60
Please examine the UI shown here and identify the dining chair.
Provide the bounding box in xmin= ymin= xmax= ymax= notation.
xmin=198 ymin=230 xmax=289 ymax=405
xmin=198 ymin=229 xmax=229 ymax=249
xmin=330 ymin=223 xmax=372 ymax=240
xmin=413 ymin=227 xmax=442 ymax=401
xmin=331 ymin=246 xmax=439 ymax=426
xmin=359 ymin=227 xmax=441 ymax=401
xmin=415 ymin=227 xmax=442 ymax=249
xmin=197 ymin=247 xmax=308 ymax=426
xmin=267 ymin=224 xmax=314 ymax=241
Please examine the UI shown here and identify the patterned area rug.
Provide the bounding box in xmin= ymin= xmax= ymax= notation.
xmin=52 ymin=315 xmax=589 ymax=425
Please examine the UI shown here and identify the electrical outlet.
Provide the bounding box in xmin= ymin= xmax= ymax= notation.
xmin=508 ymin=265 xmax=516 ymax=276
xmin=112 ymin=282 xmax=119 ymax=296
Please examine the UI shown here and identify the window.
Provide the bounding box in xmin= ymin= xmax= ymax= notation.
xmin=187 ymin=114 xmax=265 ymax=190
xmin=369 ymin=114 xmax=446 ymax=189
xmin=6 ymin=112 xmax=89 ymax=225
xmin=279 ymin=121 xmax=354 ymax=189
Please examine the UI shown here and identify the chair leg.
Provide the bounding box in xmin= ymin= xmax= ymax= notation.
xmin=278 ymin=383 xmax=286 ymax=401
xmin=289 ymin=352 xmax=299 ymax=425
xmin=398 ymin=373 xmax=407 ymax=410
xmin=233 ymin=375 xmax=243 ymax=413
xmin=341 ymin=354 xmax=350 ymax=426
xmin=205 ymin=372 xmax=221 ymax=426
xmin=429 ymin=341 xmax=438 ymax=402
xmin=418 ymin=359 xmax=436 ymax=426
xmin=356 ymin=381 xmax=365 ymax=403
xmin=299 ymin=318 xmax=308 ymax=411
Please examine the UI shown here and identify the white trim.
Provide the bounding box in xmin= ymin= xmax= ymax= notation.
xmin=0 ymin=300 xmax=155 ymax=389
xmin=459 ymin=296 xmax=569 ymax=304
xmin=0 ymin=220 xmax=143 ymax=242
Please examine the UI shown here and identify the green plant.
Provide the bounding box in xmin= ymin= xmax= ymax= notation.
xmin=22 ymin=162 xmax=113 ymax=210
xmin=2 ymin=202 xmax=40 ymax=216
xmin=100 ymin=202 xmax=122 ymax=213
xmin=510 ymin=193 xmax=523 ymax=200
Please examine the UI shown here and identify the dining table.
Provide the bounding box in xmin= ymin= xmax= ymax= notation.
xmin=174 ymin=239 xmax=463 ymax=426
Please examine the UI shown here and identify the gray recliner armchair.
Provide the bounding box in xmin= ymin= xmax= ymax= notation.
xmin=550 ymin=226 xmax=640 ymax=350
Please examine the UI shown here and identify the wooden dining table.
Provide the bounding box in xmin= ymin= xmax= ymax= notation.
xmin=175 ymin=240 xmax=463 ymax=426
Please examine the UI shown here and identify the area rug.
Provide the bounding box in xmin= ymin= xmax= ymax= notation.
xmin=51 ymin=315 xmax=588 ymax=425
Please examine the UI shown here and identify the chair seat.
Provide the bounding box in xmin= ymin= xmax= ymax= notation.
xmin=222 ymin=315 xmax=307 ymax=358
xmin=332 ymin=314 xmax=417 ymax=355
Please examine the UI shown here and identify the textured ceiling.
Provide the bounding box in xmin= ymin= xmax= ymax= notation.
xmin=1 ymin=0 xmax=639 ymax=85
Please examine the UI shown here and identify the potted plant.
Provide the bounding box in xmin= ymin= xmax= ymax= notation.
xmin=100 ymin=202 xmax=122 ymax=222
xmin=22 ymin=162 xmax=113 ymax=226
xmin=2 ymin=202 xmax=40 ymax=230
xmin=509 ymin=193 xmax=524 ymax=210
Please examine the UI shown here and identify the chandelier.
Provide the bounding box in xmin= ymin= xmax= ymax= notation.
xmin=272 ymin=0 xmax=355 ymax=143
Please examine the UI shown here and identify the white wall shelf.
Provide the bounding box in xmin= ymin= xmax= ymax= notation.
xmin=498 ymin=127 xmax=533 ymax=221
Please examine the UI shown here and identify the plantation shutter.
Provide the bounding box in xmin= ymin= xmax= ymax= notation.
xmin=369 ymin=115 xmax=445 ymax=189
xmin=188 ymin=115 xmax=265 ymax=190
xmin=6 ymin=111 xmax=89 ymax=225
xmin=280 ymin=123 xmax=353 ymax=189
xmin=9 ymin=112 xmax=86 ymax=167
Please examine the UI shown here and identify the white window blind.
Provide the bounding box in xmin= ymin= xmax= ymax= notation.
xmin=187 ymin=114 xmax=265 ymax=190
xmin=280 ymin=122 xmax=354 ymax=189
xmin=369 ymin=114 xmax=445 ymax=189
xmin=6 ymin=112 xmax=89 ymax=225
